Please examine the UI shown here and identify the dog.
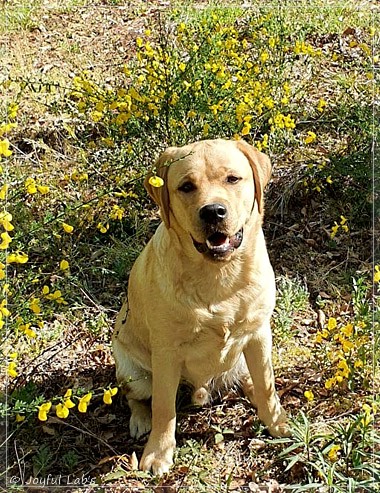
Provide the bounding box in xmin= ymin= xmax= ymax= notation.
xmin=112 ymin=138 xmax=289 ymax=475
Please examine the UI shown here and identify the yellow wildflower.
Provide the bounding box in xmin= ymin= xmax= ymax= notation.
xmin=90 ymin=111 xmax=103 ymax=123
xmin=25 ymin=177 xmax=37 ymax=194
xmin=25 ymin=326 xmax=36 ymax=338
xmin=328 ymin=444 xmax=341 ymax=461
xmin=148 ymin=176 xmax=164 ymax=188
xmin=7 ymin=361 xmax=18 ymax=378
xmin=0 ymin=139 xmax=12 ymax=157
xmin=19 ymin=323 xmax=36 ymax=338
xmin=97 ymin=222 xmax=109 ymax=234
xmin=78 ymin=393 xmax=92 ymax=413
xmin=304 ymin=390 xmax=314 ymax=402
xmin=64 ymin=389 xmax=76 ymax=408
xmin=37 ymin=185 xmax=50 ymax=195
xmin=103 ymin=387 xmax=118 ymax=405
xmin=177 ymin=22 xmax=186 ymax=33
xmin=304 ymin=131 xmax=316 ymax=144
xmin=0 ymin=184 xmax=9 ymax=200
xmin=284 ymin=114 xmax=296 ymax=129
xmin=56 ymin=391 xmax=76 ymax=418
xmin=169 ymin=92 xmax=179 ymax=106
xmin=62 ymin=223 xmax=74 ymax=234
xmin=337 ymin=358 xmax=350 ymax=378
xmin=60 ymin=259 xmax=70 ymax=271
xmin=341 ymin=323 xmax=353 ymax=338
xmin=15 ymin=414 xmax=25 ymax=422
xmin=241 ymin=121 xmax=251 ymax=135
xmin=0 ymin=305 xmax=9 ymax=321
xmin=0 ymin=211 xmax=14 ymax=231
xmin=8 ymin=103 xmax=18 ymax=119
xmin=0 ymin=299 xmax=10 ymax=317
xmin=109 ymin=205 xmax=125 ymax=221
xmin=194 ymin=80 xmax=202 ymax=91
xmin=38 ymin=402 xmax=52 ymax=421
xmin=374 ymin=265 xmax=380 ymax=283
xmin=0 ymin=122 xmax=17 ymax=135
xmin=46 ymin=290 xmax=67 ymax=304
xmin=315 ymin=331 xmax=323 ymax=343
xmin=29 ymin=298 xmax=41 ymax=314
xmin=56 ymin=403 xmax=70 ymax=419
xmin=325 ymin=377 xmax=336 ymax=389
xmin=330 ymin=222 xmax=339 ymax=239
xmin=317 ymin=99 xmax=327 ymax=112
xmin=0 ymin=231 xmax=12 ymax=249
xmin=340 ymin=338 xmax=354 ymax=353
xmin=6 ymin=251 xmax=28 ymax=264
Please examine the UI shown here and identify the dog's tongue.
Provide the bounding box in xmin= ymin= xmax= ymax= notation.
xmin=206 ymin=232 xmax=230 ymax=249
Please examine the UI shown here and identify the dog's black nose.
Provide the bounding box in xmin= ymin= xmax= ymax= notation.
xmin=199 ymin=203 xmax=228 ymax=224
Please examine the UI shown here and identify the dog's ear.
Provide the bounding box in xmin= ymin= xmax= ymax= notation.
xmin=236 ymin=140 xmax=272 ymax=214
xmin=144 ymin=147 xmax=177 ymax=228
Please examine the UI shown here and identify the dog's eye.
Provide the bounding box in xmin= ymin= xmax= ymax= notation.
xmin=226 ymin=175 xmax=242 ymax=184
xmin=178 ymin=181 xmax=196 ymax=193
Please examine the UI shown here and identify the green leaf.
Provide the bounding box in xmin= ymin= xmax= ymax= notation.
xmin=215 ymin=433 xmax=224 ymax=444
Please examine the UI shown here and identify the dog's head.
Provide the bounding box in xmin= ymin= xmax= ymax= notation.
xmin=145 ymin=139 xmax=271 ymax=262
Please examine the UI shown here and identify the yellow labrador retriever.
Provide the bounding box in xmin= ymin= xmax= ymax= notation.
xmin=112 ymin=138 xmax=288 ymax=475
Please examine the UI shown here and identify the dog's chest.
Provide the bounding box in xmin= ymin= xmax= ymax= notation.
xmin=179 ymin=299 xmax=254 ymax=383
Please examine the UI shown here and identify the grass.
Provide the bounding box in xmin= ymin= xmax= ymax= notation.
xmin=0 ymin=0 xmax=92 ymax=34
xmin=1 ymin=0 xmax=379 ymax=491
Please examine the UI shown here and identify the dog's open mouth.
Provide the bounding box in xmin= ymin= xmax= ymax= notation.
xmin=193 ymin=229 xmax=243 ymax=260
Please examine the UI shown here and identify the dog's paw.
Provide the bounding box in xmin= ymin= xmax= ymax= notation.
xmin=264 ymin=407 xmax=291 ymax=438
xmin=140 ymin=452 xmax=173 ymax=476
xmin=140 ymin=439 xmax=175 ymax=476
xmin=267 ymin=420 xmax=291 ymax=438
xmin=129 ymin=401 xmax=152 ymax=439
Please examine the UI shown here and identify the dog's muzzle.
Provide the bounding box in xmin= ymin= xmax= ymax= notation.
xmin=192 ymin=228 xmax=244 ymax=260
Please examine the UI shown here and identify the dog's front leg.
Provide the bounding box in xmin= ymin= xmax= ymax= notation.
xmin=243 ymin=325 xmax=289 ymax=438
xmin=140 ymin=350 xmax=181 ymax=475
